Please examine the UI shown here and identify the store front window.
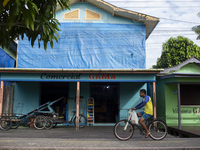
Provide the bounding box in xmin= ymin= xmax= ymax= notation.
xmin=90 ymin=82 xmax=119 ymax=123
xmin=180 ymin=84 xmax=200 ymax=105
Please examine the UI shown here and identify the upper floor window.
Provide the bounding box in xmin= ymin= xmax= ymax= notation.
xmin=85 ymin=9 xmax=101 ymax=20
xmin=64 ymin=9 xmax=79 ymax=20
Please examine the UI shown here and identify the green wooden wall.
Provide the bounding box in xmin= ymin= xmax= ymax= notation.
xmin=157 ymin=63 xmax=200 ymax=127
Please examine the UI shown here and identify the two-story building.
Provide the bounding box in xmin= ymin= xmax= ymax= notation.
xmin=0 ymin=0 xmax=161 ymax=126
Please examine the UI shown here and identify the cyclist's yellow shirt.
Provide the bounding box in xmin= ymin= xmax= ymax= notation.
xmin=143 ymin=96 xmax=153 ymax=115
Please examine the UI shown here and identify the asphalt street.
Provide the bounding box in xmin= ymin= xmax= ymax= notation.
xmin=0 ymin=126 xmax=200 ymax=150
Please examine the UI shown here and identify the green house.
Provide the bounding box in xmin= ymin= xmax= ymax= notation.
xmin=156 ymin=56 xmax=200 ymax=129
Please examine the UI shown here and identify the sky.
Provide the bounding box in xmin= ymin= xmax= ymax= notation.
xmin=106 ymin=0 xmax=200 ymax=69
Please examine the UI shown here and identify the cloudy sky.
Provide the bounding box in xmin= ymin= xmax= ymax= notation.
xmin=106 ymin=0 xmax=200 ymax=68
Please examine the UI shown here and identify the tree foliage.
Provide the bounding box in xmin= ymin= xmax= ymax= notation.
xmin=192 ymin=12 xmax=200 ymax=40
xmin=0 ymin=0 xmax=70 ymax=50
xmin=152 ymin=36 xmax=200 ymax=69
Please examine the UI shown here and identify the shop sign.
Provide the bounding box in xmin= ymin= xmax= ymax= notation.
xmin=172 ymin=107 xmax=200 ymax=114
xmin=193 ymin=108 xmax=200 ymax=113
xmin=40 ymin=73 xmax=116 ymax=80
xmin=40 ymin=73 xmax=81 ymax=80
xmin=0 ymin=72 xmax=156 ymax=82
xmin=172 ymin=108 xmax=191 ymax=114
xmin=89 ymin=74 xmax=116 ymax=80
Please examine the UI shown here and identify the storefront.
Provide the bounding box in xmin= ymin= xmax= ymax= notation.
xmin=0 ymin=68 xmax=162 ymax=125
xmin=91 ymin=82 xmax=119 ymax=123
xmin=156 ymin=57 xmax=200 ymax=129
xmin=0 ymin=0 xmax=161 ymax=127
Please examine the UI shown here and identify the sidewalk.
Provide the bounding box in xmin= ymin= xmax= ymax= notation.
xmin=0 ymin=126 xmax=200 ymax=150
xmin=170 ymin=126 xmax=200 ymax=135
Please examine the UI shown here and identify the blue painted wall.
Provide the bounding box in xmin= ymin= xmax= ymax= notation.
xmin=80 ymin=82 xmax=90 ymax=116
xmin=119 ymin=82 xmax=147 ymax=120
xmin=13 ymin=82 xmax=40 ymax=114
xmin=0 ymin=48 xmax=15 ymax=68
xmin=67 ymin=82 xmax=89 ymax=122
xmin=67 ymin=82 xmax=76 ymax=122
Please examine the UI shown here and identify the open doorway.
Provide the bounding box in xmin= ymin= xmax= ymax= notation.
xmin=90 ymin=82 xmax=119 ymax=123
xmin=40 ymin=82 xmax=69 ymax=120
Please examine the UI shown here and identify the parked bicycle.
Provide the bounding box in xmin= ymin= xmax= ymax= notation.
xmin=51 ymin=110 xmax=87 ymax=129
xmin=0 ymin=113 xmax=47 ymax=130
xmin=113 ymin=109 xmax=168 ymax=141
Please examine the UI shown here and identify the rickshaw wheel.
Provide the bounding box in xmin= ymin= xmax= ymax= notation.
xmin=33 ymin=115 xmax=46 ymax=130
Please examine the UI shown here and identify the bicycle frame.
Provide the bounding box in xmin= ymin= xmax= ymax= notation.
xmin=125 ymin=109 xmax=147 ymax=135
xmin=36 ymin=97 xmax=65 ymax=115
xmin=123 ymin=110 xmax=132 ymax=130
xmin=68 ymin=112 xmax=76 ymax=123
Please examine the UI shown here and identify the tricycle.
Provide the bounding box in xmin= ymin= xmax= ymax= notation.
xmin=0 ymin=97 xmax=87 ymax=130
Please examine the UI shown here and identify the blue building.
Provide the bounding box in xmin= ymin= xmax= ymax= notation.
xmin=0 ymin=0 xmax=162 ymax=125
xmin=0 ymin=42 xmax=16 ymax=115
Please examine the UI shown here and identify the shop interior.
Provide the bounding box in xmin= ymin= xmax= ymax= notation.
xmin=90 ymin=82 xmax=119 ymax=123
xmin=40 ymin=82 xmax=69 ymax=120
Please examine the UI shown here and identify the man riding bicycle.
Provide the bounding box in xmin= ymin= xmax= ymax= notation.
xmin=132 ymin=89 xmax=153 ymax=138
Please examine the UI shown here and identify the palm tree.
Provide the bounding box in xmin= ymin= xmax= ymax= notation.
xmin=192 ymin=12 xmax=200 ymax=40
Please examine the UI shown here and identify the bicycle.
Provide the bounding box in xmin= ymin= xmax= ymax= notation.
xmin=10 ymin=97 xmax=87 ymax=130
xmin=9 ymin=111 xmax=87 ymax=130
xmin=113 ymin=109 xmax=168 ymax=141
xmin=10 ymin=114 xmax=47 ymax=130
xmin=52 ymin=111 xmax=87 ymax=129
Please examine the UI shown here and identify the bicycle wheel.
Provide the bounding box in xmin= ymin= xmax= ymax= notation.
xmin=33 ymin=116 xmax=46 ymax=130
xmin=74 ymin=115 xmax=87 ymax=128
xmin=148 ymin=120 xmax=167 ymax=140
xmin=10 ymin=116 xmax=20 ymax=129
xmin=0 ymin=116 xmax=11 ymax=131
xmin=114 ymin=120 xmax=134 ymax=141
xmin=45 ymin=117 xmax=53 ymax=130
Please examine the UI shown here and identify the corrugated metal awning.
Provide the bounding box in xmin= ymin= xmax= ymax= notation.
xmin=0 ymin=68 xmax=163 ymax=74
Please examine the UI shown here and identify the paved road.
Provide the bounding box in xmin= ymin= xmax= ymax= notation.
xmin=0 ymin=126 xmax=200 ymax=150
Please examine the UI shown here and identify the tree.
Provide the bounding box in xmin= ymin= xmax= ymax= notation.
xmin=0 ymin=0 xmax=70 ymax=50
xmin=152 ymin=36 xmax=200 ymax=69
xmin=192 ymin=12 xmax=200 ymax=40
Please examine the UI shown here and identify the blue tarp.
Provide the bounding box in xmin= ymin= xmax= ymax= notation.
xmin=0 ymin=48 xmax=15 ymax=68
xmin=0 ymin=47 xmax=15 ymax=86
xmin=17 ymin=23 xmax=146 ymax=69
